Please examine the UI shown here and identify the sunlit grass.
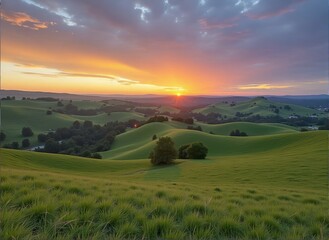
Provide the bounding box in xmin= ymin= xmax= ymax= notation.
xmin=1 ymin=167 xmax=327 ymax=239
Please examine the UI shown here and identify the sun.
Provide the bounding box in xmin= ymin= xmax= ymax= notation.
xmin=176 ymin=93 xmax=181 ymax=97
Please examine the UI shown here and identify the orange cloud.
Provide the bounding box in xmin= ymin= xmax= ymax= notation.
xmin=238 ymin=84 xmax=293 ymax=90
xmin=1 ymin=11 xmax=54 ymax=30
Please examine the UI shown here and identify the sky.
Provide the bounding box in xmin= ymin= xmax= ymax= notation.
xmin=1 ymin=0 xmax=328 ymax=96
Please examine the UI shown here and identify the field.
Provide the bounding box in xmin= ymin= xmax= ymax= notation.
xmin=1 ymin=129 xmax=328 ymax=239
xmin=1 ymin=100 xmax=146 ymax=145
xmin=1 ymin=98 xmax=328 ymax=239
xmin=193 ymin=97 xmax=325 ymax=118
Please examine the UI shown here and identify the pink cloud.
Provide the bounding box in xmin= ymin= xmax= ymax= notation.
xmin=1 ymin=11 xmax=55 ymax=30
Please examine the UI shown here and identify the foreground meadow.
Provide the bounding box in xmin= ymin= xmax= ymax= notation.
xmin=1 ymin=130 xmax=328 ymax=239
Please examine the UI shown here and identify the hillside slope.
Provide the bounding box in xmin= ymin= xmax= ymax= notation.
xmin=100 ymin=122 xmax=325 ymax=160
xmin=193 ymin=97 xmax=325 ymax=118
xmin=1 ymin=100 xmax=145 ymax=145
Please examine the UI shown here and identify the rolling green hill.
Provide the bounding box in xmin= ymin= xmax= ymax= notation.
xmin=1 ymin=100 xmax=146 ymax=146
xmin=100 ymin=122 xmax=321 ymax=160
xmin=1 ymin=129 xmax=328 ymax=239
xmin=197 ymin=122 xmax=297 ymax=136
xmin=193 ymin=97 xmax=325 ymax=118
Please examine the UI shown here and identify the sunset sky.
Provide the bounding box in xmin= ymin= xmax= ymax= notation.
xmin=1 ymin=0 xmax=328 ymax=96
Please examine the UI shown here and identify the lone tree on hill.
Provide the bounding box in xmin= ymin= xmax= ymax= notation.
xmin=22 ymin=127 xmax=33 ymax=137
xmin=152 ymin=134 xmax=157 ymax=140
xmin=149 ymin=137 xmax=177 ymax=165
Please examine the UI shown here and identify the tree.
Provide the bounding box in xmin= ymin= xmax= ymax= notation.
xmin=12 ymin=142 xmax=19 ymax=149
xmin=72 ymin=120 xmax=81 ymax=129
xmin=152 ymin=134 xmax=157 ymax=140
xmin=44 ymin=139 xmax=60 ymax=153
xmin=178 ymin=144 xmax=189 ymax=159
xmin=187 ymin=143 xmax=208 ymax=159
xmin=22 ymin=127 xmax=33 ymax=137
xmin=149 ymin=137 xmax=177 ymax=165
xmin=38 ymin=133 xmax=48 ymax=142
xmin=0 ymin=131 xmax=6 ymax=142
xmin=22 ymin=139 xmax=30 ymax=148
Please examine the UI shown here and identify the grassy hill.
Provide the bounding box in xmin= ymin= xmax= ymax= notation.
xmin=193 ymin=97 xmax=325 ymax=118
xmin=100 ymin=122 xmax=305 ymax=159
xmin=1 ymin=129 xmax=328 ymax=239
xmin=1 ymin=100 xmax=146 ymax=146
xmin=197 ymin=122 xmax=297 ymax=136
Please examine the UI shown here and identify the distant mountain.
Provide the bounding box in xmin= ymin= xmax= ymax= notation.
xmin=267 ymin=95 xmax=329 ymax=108
xmin=1 ymin=90 xmax=328 ymax=108
xmin=193 ymin=96 xmax=326 ymax=118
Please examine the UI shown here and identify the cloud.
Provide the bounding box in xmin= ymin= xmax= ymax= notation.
xmin=1 ymin=11 xmax=54 ymax=30
xmin=1 ymin=0 xmax=327 ymax=95
xmin=21 ymin=70 xmax=139 ymax=85
xmin=238 ymin=84 xmax=293 ymax=90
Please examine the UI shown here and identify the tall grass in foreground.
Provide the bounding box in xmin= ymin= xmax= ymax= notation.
xmin=1 ymin=169 xmax=328 ymax=240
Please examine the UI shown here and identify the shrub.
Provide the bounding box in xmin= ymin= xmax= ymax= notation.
xmin=22 ymin=127 xmax=33 ymax=137
xmin=21 ymin=139 xmax=30 ymax=148
xmin=152 ymin=134 xmax=157 ymax=140
xmin=46 ymin=110 xmax=52 ymax=115
xmin=149 ymin=137 xmax=177 ymax=165
xmin=187 ymin=142 xmax=208 ymax=159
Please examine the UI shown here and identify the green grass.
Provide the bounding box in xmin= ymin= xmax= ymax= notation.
xmin=197 ymin=122 xmax=297 ymax=136
xmin=100 ymin=122 xmax=324 ymax=161
xmin=1 ymin=133 xmax=328 ymax=239
xmin=157 ymin=105 xmax=180 ymax=114
xmin=1 ymin=99 xmax=328 ymax=239
xmin=193 ymin=97 xmax=325 ymax=118
xmin=1 ymin=100 xmax=145 ymax=146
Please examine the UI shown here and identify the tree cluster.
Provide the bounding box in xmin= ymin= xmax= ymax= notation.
xmin=55 ymin=103 xmax=100 ymax=116
xmin=172 ymin=117 xmax=194 ymax=124
xmin=146 ymin=115 xmax=169 ymax=123
xmin=35 ymin=97 xmax=59 ymax=102
xmin=149 ymin=137 xmax=209 ymax=165
xmin=187 ymin=125 xmax=202 ymax=131
xmin=230 ymin=129 xmax=248 ymax=136
xmin=37 ymin=120 xmax=129 ymax=158
xmin=1 ymin=96 xmax=15 ymax=100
